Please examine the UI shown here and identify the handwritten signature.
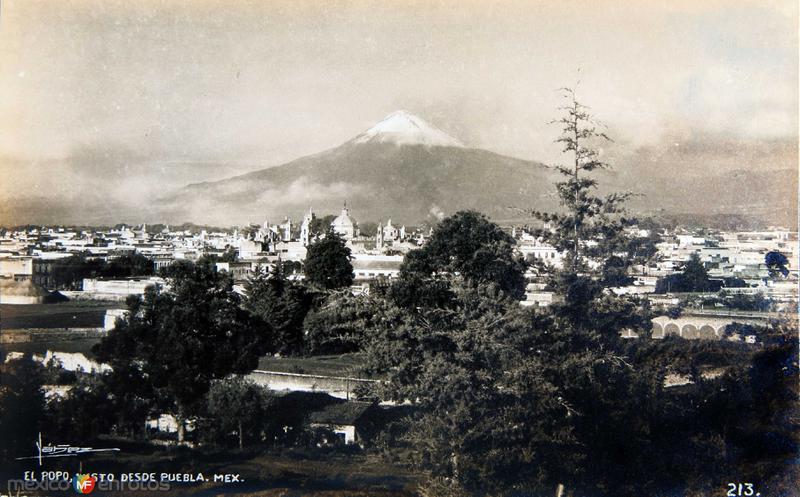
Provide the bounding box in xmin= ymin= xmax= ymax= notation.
xmin=15 ymin=433 xmax=121 ymax=466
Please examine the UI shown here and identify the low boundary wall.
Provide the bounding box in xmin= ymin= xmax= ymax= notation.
xmin=0 ymin=327 xmax=106 ymax=344
xmin=247 ymin=370 xmax=377 ymax=400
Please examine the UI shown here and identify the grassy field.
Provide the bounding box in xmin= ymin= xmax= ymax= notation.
xmin=1 ymin=301 xmax=118 ymax=329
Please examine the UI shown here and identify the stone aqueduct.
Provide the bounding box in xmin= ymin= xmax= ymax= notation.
xmin=650 ymin=315 xmax=756 ymax=340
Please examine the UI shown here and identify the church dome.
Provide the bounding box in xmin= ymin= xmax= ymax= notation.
xmin=332 ymin=212 xmax=354 ymax=229
xmin=331 ymin=203 xmax=357 ymax=239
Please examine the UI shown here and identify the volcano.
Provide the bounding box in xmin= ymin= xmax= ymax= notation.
xmin=161 ymin=111 xmax=555 ymax=226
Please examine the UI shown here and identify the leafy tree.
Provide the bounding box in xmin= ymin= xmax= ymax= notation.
xmin=201 ymin=377 xmax=273 ymax=449
xmin=197 ymin=247 xmax=239 ymax=264
xmin=722 ymin=291 xmax=773 ymax=312
xmin=243 ymin=265 xmax=315 ymax=355
xmin=94 ymin=259 xmax=269 ymax=442
xmin=279 ymin=259 xmax=303 ymax=276
xmin=654 ymin=273 xmax=679 ymax=294
xmin=220 ymin=247 xmax=238 ymax=263
xmin=626 ymin=224 xmax=662 ymax=273
xmin=655 ymin=253 xmax=719 ymax=293
xmin=681 ymin=253 xmax=713 ymax=290
xmin=304 ymin=290 xmax=399 ymax=355
xmin=304 ymin=229 xmax=354 ymax=290
xmin=383 ymin=272 xmax=457 ymax=311
xmin=46 ymin=375 xmax=115 ymax=440
xmin=50 ymin=253 xmax=106 ymax=289
xmin=268 ymin=391 xmax=342 ymax=445
xmin=600 ymin=254 xmax=633 ymax=287
xmin=46 ymin=363 xmax=162 ymax=441
xmin=363 ymin=284 xmax=578 ymax=495
xmin=623 ymin=322 xmax=799 ymax=493
xmin=400 ymin=210 xmax=527 ymax=299
xmin=102 ymin=252 xmax=155 ymax=278
xmin=101 ymin=362 xmax=163 ymax=437
xmin=0 ymin=354 xmax=45 ymax=463
xmin=309 ymin=214 xmax=337 ymax=237
xmin=765 ymin=251 xmax=789 ymax=277
xmin=49 ymin=252 xmax=155 ymax=289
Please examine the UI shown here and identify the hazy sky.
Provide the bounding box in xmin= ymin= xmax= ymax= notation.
xmin=0 ymin=0 xmax=797 ymax=223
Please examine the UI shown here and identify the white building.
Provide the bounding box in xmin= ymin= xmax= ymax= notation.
xmin=351 ymin=254 xmax=404 ymax=280
xmin=0 ymin=256 xmax=33 ymax=280
xmin=300 ymin=208 xmax=316 ymax=246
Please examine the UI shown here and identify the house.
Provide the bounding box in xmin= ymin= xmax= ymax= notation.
xmin=351 ymin=254 xmax=403 ymax=280
xmin=0 ymin=256 xmax=33 ymax=281
xmin=104 ymin=308 xmax=129 ymax=331
xmin=308 ymin=401 xmax=377 ymax=445
xmin=215 ymin=261 xmax=253 ymax=282
xmin=0 ymin=278 xmax=61 ymax=304
xmin=81 ymin=276 xmax=164 ymax=300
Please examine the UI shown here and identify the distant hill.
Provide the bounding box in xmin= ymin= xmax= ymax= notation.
xmin=620 ymin=167 xmax=797 ymax=229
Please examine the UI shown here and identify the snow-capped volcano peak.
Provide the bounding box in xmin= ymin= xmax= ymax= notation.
xmin=352 ymin=110 xmax=464 ymax=147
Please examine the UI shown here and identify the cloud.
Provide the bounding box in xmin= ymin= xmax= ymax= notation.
xmin=256 ymin=177 xmax=367 ymax=206
xmin=605 ymin=126 xmax=797 ymax=182
xmin=428 ymin=204 xmax=445 ymax=221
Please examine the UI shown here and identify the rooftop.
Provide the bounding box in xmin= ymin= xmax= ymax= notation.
xmin=309 ymin=401 xmax=375 ymax=425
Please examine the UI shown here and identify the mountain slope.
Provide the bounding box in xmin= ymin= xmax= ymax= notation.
xmin=162 ymin=141 xmax=555 ymax=226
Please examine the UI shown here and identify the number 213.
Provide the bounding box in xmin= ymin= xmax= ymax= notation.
xmin=727 ymin=483 xmax=756 ymax=496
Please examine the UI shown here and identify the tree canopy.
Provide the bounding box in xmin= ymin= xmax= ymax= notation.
xmin=243 ymin=265 xmax=315 ymax=355
xmin=400 ymin=210 xmax=527 ymax=299
xmin=201 ymin=376 xmax=274 ymax=449
xmin=48 ymin=251 xmax=154 ymax=289
xmin=304 ymin=289 xmax=398 ymax=355
xmin=93 ymin=258 xmax=270 ymax=441
xmin=309 ymin=214 xmax=338 ymax=238
xmin=655 ymin=253 xmax=720 ymax=293
xmin=362 ymin=284 xmax=579 ymax=494
xmin=765 ymin=250 xmax=789 ymax=277
xmin=0 ymin=354 xmax=45 ymax=462
xmin=304 ymin=229 xmax=354 ymax=290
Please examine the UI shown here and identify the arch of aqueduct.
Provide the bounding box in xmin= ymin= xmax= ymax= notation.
xmin=651 ymin=315 xmax=735 ymax=340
